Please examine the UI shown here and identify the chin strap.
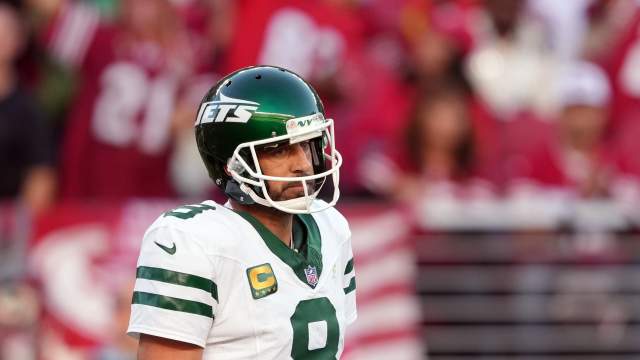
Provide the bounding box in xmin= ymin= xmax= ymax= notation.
xmin=224 ymin=180 xmax=255 ymax=205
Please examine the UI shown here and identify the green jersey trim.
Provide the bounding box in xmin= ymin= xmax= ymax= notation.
xmin=291 ymin=216 xmax=307 ymax=256
xmin=132 ymin=291 xmax=213 ymax=318
xmin=234 ymin=211 xmax=323 ymax=288
xmin=344 ymin=277 xmax=356 ymax=294
xmin=344 ymin=258 xmax=354 ymax=275
xmin=136 ymin=266 xmax=218 ymax=301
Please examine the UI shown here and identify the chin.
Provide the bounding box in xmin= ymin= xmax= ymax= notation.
xmin=274 ymin=189 xmax=306 ymax=201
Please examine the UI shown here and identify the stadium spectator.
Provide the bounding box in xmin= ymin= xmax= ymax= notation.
xmin=510 ymin=62 xmax=625 ymax=198
xmin=463 ymin=0 xmax=562 ymax=187
xmin=168 ymin=0 xmax=235 ymax=199
xmin=527 ymin=1 xmax=584 ymax=62
xmin=28 ymin=0 xmax=198 ymax=199
xmin=0 ymin=4 xmax=47 ymax=360
xmin=593 ymin=1 xmax=640 ymax=178
xmin=402 ymin=0 xmax=473 ymax=94
xmin=361 ymin=85 xmax=491 ymax=201
xmin=404 ymin=87 xmax=475 ymax=181
xmin=465 ymin=0 xmax=558 ymax=119
xmin=0 ymin=2 xmax=55 ymax=214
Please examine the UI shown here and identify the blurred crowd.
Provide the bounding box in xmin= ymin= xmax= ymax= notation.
xmin=2 ymin=1 xmax=640 ymax=359
xmin=2 ymin=0 xmax=640 ymax=212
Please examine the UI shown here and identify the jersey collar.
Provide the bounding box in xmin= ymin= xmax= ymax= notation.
xmin=233 ymin=210 xmax=323 ymax=289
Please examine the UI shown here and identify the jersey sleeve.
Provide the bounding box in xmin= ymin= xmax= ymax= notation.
xmin=341 ymin=223 xmax=357 ymax=326
xmin=127 ymin=223 xmax=218 ymax=348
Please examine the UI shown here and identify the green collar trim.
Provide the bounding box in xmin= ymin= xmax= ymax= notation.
xmin=234 ymin=211 xmax=322 ymax=289
xmin=291 ymin=216 xmax=307 ymax=256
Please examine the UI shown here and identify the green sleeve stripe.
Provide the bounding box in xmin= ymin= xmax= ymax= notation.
xmin=132 ymin=291 xmax=213 ymax=318
xmin=343 ymin=276 xmax=356 ymax=294
xmin=344 ymin=258 xmax=354 ymax=275
xmin=136 ymin=266 xmax=218 ymax=301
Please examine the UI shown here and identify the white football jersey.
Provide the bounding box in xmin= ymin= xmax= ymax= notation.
xmin=127 ymin=200 xmax=357 ymax=359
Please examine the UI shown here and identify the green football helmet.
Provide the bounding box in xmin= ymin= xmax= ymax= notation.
xmin=195 ymin=65 xmax=342 ymax=214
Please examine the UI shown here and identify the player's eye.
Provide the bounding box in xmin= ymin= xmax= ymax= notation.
xmin=271 ymin=146 xmax=288 ymax=157
xmin=299 ymin=141 xmax=312 ymax=158
xmin=261 ymin=143 xmax=289 ymax=157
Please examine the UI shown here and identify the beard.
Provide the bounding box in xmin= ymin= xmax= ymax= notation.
xmin=267 ymin=179 xmax=316 ymax=201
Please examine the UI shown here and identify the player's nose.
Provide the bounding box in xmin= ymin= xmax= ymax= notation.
xmin=290 ymin=143 xmax=313 ymax=175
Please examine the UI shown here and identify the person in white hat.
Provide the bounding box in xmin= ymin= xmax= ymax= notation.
xmin=513 ymin=61 xmax=619 ymax=197
xmin=554 ymin=61 xmax=613 ymax=197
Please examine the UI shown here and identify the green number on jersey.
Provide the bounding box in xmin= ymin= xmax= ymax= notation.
xmin=164 ymin=204 xmax=216 ymax=219
xmin=290 ymin=297 xmax=339 ymax=359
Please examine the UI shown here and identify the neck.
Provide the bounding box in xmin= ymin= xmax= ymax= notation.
xmin=423 ymin=149 xmax=455 ymax=177
xmin=230 ymin=200 xmax=293 ymax=246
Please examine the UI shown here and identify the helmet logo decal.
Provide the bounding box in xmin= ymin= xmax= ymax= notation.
xmin=285 ymin=114 xmax=325 ymax=135
xmin=195 ymin=93 xmax=260 ymax=125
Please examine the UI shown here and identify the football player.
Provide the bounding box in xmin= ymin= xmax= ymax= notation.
xmin=127 ymin=65 xmax=356 ymax=359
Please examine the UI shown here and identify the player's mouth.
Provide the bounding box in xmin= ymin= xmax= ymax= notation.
xmin=285 ymin=179 xmax=315 ymax=191
xmin=286 ymin=183 xmax=304 ymax=191
xmin=282 ymin=180 xmax=315 ymax=197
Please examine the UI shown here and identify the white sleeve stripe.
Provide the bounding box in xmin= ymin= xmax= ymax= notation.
xmin=51 ymin=3 xmax=98 ymax=66
xmin=134 ymin=278 xmax=217 ymax=307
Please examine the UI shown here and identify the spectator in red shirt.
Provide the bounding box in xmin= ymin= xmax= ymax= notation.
xmin=361 ymin=84 xmax=491 ymax=201
xmin=29 ymin=0 xmax=198 ymax=199
xmin=404 ymin=86 xmax=475 ymax=182
xmin=511 ymin=61 xmax=619 ymax=198
xmin=565 ymin=0 xmax=640 ymax=143
xmin=591 ymin=1 xmax=640 ymax=178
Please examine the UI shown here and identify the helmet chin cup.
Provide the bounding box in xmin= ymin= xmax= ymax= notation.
xmin=229 ymin=119 xmax=341 ymax=214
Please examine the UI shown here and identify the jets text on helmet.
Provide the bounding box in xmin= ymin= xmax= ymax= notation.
xmin=195 ymin=94 xmax=260 ymax=125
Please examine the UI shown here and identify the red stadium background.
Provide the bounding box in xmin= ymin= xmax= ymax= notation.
xmin=2 ymin=0 xmax=640 ymax=359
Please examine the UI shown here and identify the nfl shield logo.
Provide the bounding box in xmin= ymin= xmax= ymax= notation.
xmin=304 ymin=265 xmax=319 ymax=287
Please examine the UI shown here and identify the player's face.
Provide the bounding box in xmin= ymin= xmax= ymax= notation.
xmin=257 ymin=141 xmax=315 ymax=201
